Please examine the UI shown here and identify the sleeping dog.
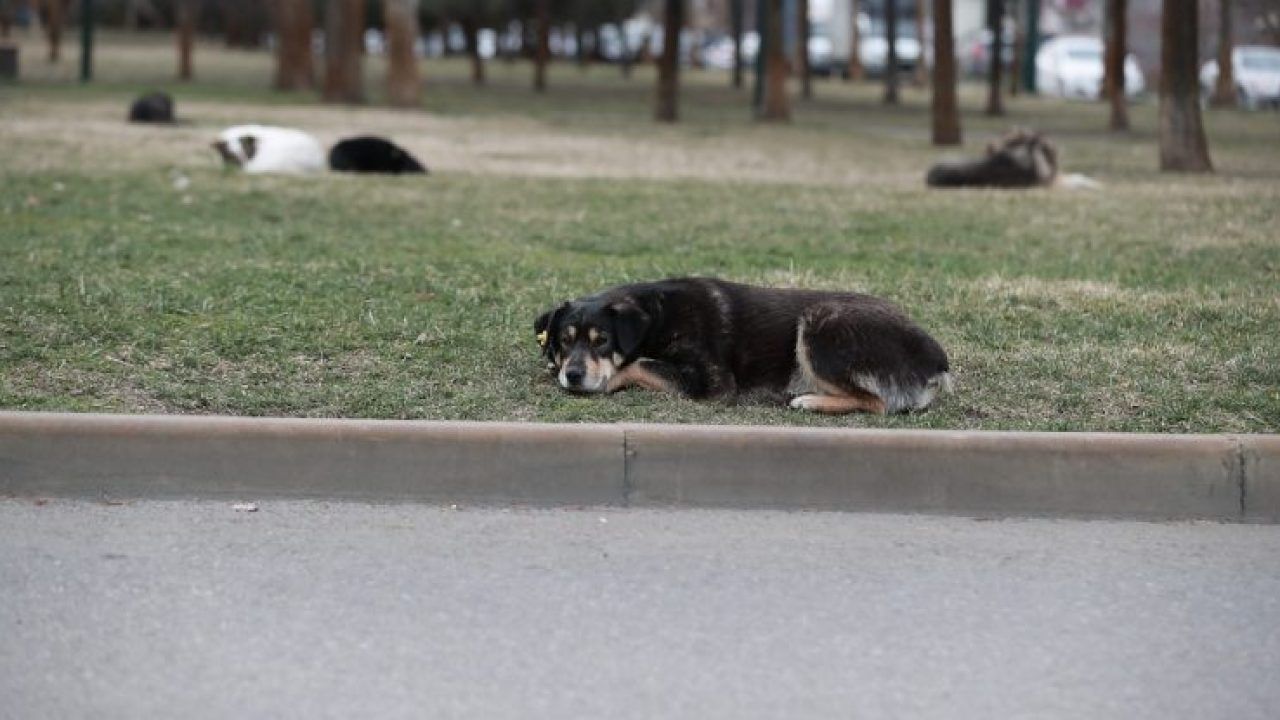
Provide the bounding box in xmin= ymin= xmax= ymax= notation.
xmin=212 ymin=125 xmax=326 ymax=175
xmin=926 ymin=128 xmax=1099 ymax=190
xmin=534 ymin=278 xmax=950 ymax=414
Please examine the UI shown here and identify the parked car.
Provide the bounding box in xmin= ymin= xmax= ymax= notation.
xmin=858 ymin=19 xmax=921 ymax=76
xmin=1200 ymin=45 xmax=1280 ymax=109
xmin=1035 ymin=35 xmax=1144 ymax=99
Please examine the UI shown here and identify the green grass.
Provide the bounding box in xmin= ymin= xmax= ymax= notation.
xmin=1 ymin=33 xmax=1278 ymax=432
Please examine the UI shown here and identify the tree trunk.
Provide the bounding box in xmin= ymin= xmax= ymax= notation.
xmin=272 ymin=0 xmax=314 ymax=91
xmin=323 ymin=0 xmax=365 ymax=104
xmin=176 ymin=0 xmax=195 ymax=80
xmin=798 ymin=0 xmax=812 ymax=99
xmin=533 ymin=0 xmax=549 ymax=92
xmin=1008 ymin=0 xmax=1021 ymax=95
xmin=759 ymin=0 xmax=790 ymax=121
xmin=985 ymin=0 xmax=1004 ymax=115
xmin=731 ymin=0 xmax=744 ymax=87
xmin=1160 ymin=0 xmax=1212 ymax=171
xmin=932 ymin=0 xmax=961 ymax=144
xmin=915 ymin=0 xmax=928 ymax=85
xmin=655 ymin=0 xmax=682 ymax=121
xmin=846 ymin=0 xmax=863 ymax=80
xmin=464 ymin=16 xmax=485 ymax=85
xmin=44 ymin=0 xmax=65 ymax=62
xmin=383 ymin=0 xmax=420 ymax=107
xmin=1105 ymin=0 xmax=1130 ymax=129
xmin=884 ymin=0 xmax=899 ymax=103
xmin=1210 ymin=0 xmax=1235 ymax=106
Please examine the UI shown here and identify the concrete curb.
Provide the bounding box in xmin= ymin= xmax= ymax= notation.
xmin=1 ymin=411 xmax=1276 ymax=521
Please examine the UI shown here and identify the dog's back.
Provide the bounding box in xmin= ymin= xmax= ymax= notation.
xmin=926 ymin=129 xmax=1058 ymax=189
xmin=329 ymin=136 xmax=428 ymax=175
xmin=213 ymin=125 xmax=326 ymax=175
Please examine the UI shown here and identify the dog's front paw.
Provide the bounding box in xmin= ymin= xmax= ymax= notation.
xmin=789 ymin=394 xmax=822 ymax=411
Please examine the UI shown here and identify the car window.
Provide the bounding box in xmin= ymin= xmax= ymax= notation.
xmin=1241 ymin=51 xmax=1280 ymax=71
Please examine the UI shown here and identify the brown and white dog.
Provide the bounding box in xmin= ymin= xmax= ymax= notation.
xmin=534 ymin=278 xmax=951 ymax=415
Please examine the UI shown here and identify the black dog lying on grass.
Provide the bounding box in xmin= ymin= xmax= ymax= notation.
xmin=128 ymin=92 xmax=175 ymax=123
xmin=329 ymin=136 xmax=428 ymax=175
xmin=926 ymin=129 xmax=1098 ymax=189
xmin=535 ymin=278 xmax=950 ymax=415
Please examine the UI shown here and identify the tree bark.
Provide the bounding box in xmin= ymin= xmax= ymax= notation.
xmin=176 ymin=0 xmax=195 ymax=80
xmin=655 ymin=0 xmax=682 ymax=121
xmin=985 ymin=0 xmax=1004 ymax=115
xmin=272 ymin=0 xmax=314 ymax=91
xmin=1105 ymin=0 xmax=1130 ymax=129
xmin=731 ymin=0 xmax=744 ymax=87
xmin=1210 ymin=0 xmax=1235 ymax=106
xmin=759 ymin=0 xmax=790 ymax=121
xmin=798 ymin=0 xmax=812 ymax=98
xmin=915 ymin=0 xmax=928 ymax=85
xmin=1008 ymin=0 xmax=1021 ymax=95
xmin=533 ymin=0 xmax=549 ymax=92
xmin=932 ymin=0 xmax=961 ymax=144
xmin=464 ymin=16 xmax=485 ymax=85
xmin=384 ymin=0 xmax=420 ymax=107
xmin=323 ymin=0 xmax=365 ymax=105
xmin=884 ymin=0 xmax=899 ymax=103
xmin=44 ymin=0 xmax=65 ymax=62
xmin=846 ymin=0 xmax=863 ymax=80
xmin=1159 ymin=0 xmax=1213 ymax=171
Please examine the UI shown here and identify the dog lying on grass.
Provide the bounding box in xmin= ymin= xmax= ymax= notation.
xmin=534 ymin=278 xmax=950 ymax=415
xmin=926 ymin=129 xmax=1099 ymax=189
xmin=128 ymin=92 xmax=175 ymax=123
xmin=212 ymin=125 xmax=326 ymax=175
xmin=329 ymin=136 xmax=428 ymax=175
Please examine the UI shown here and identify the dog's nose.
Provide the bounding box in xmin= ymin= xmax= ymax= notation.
xmin=564 ymin=367 xmax=585 ymax=386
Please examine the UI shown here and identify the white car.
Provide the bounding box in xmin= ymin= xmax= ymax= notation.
xmin=1036 ymin=35 xmax=1144 ymax=100
xmin=1200 ymin=45 xmax=1280 ymax=109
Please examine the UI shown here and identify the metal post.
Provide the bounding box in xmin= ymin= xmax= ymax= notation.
xmin=79 ymin=0 xmax=93 ymax=82
xmin=1021 ymin=0 xmax=1038 ymax=92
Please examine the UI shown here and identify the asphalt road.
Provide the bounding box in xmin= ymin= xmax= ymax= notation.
xmin=2 ymin=499 xmax=1279 ymax=720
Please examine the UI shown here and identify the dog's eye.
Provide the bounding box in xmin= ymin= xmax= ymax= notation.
xmin=559 ymin=330 xmax=573 ymax=347
xmin=592 ymin=333 xmax=609 ymax=348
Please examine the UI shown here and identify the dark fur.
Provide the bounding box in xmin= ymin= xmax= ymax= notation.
xmin=926 ymin=129 xmax=1058 ymax=189
xmin=534 ymin=278 xmax=950 ymax=414
xmin=328 ymin=136 xmax=428 ymax=175
xmin=128 ymin=92 xmax=175 ymax=123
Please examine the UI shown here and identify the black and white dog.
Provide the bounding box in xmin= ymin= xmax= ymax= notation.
xmin=535 ymin=278 xmax=950 ymax=415
xmin=329 ymin=136 xmax=428 ymax=175
xmin=926 ymin=129 xmax=1098 ymax=189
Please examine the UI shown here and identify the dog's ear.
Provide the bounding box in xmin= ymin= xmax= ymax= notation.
xmin=534 ymin=302 xmax=569 ymax=361
xmin=609 ymin=300 xmax=651 ymax=358
xmin=240 ymin=135 xmax=258 ymax=161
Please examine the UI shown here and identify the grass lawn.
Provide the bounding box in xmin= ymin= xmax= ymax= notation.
xmin=2 ymin=32 xmax=1278 ymax=432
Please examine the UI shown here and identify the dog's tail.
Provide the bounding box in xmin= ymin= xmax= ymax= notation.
xmin=1056 ymin=173 xmax=1102 ymax=190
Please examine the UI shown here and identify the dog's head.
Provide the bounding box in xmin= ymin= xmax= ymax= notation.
xmin=212 ymin=127 xmax=260 ymax=169
xmin=534 ymin=297 xmax=651 ymax=393
xmin=986 ymin=128 xmax=1059 ymax=182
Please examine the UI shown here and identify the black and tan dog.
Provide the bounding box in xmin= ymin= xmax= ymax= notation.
xmin=534 ymin=278 xmax=950 ymax=414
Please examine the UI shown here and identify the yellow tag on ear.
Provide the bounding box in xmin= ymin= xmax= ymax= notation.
xmin=536 ymin=330 xmax=549 ymax=347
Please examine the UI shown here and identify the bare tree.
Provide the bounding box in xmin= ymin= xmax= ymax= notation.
xmin=798 ymin=0 xmax=812 ymax=99
xmin=759 ymin=0 xmax=790 ymax=121
xmin=176 ymin=0 xmax=195 ymax=80
xmin=932 ymin=0 xmax=961 ymax=144
xmin=730 ymin=0 xmax=744 ymax=87
xmin=463 ymin=16 xmax=486 ymax=85
xmin=43 ymin=0 xmax=66 ymax=62
xmin=914 ymin=0 xmax=928 ymax=85
xmin=846 ymin=0 xmax=863 ymax=80
xmin=534 ymin=0 xmax=550 ymax=92
xmin=655 ymin=0 xmax=683 ymax=121
xmin=384 ymin=0 xmax=422 ymax=107
xmin=884 ymin=0 xmax=899 ymax=103
xmin=985 ymin=0 xmax=1004 ymax=115
xmin=1159 ymin=0 xmax=1212 ymax=172
xmin=323 ymin=0 xmax=366 ymax=104
xmin=1210 ymin=0 xmax=1236 ymax=106
xmin=1104 ymin=0 xmax=1129 ymax=129
xmin=1008 ymin=0 xmax=1021 ymax=95
xmin=272 ymin=0 xmax=314 ymax=91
